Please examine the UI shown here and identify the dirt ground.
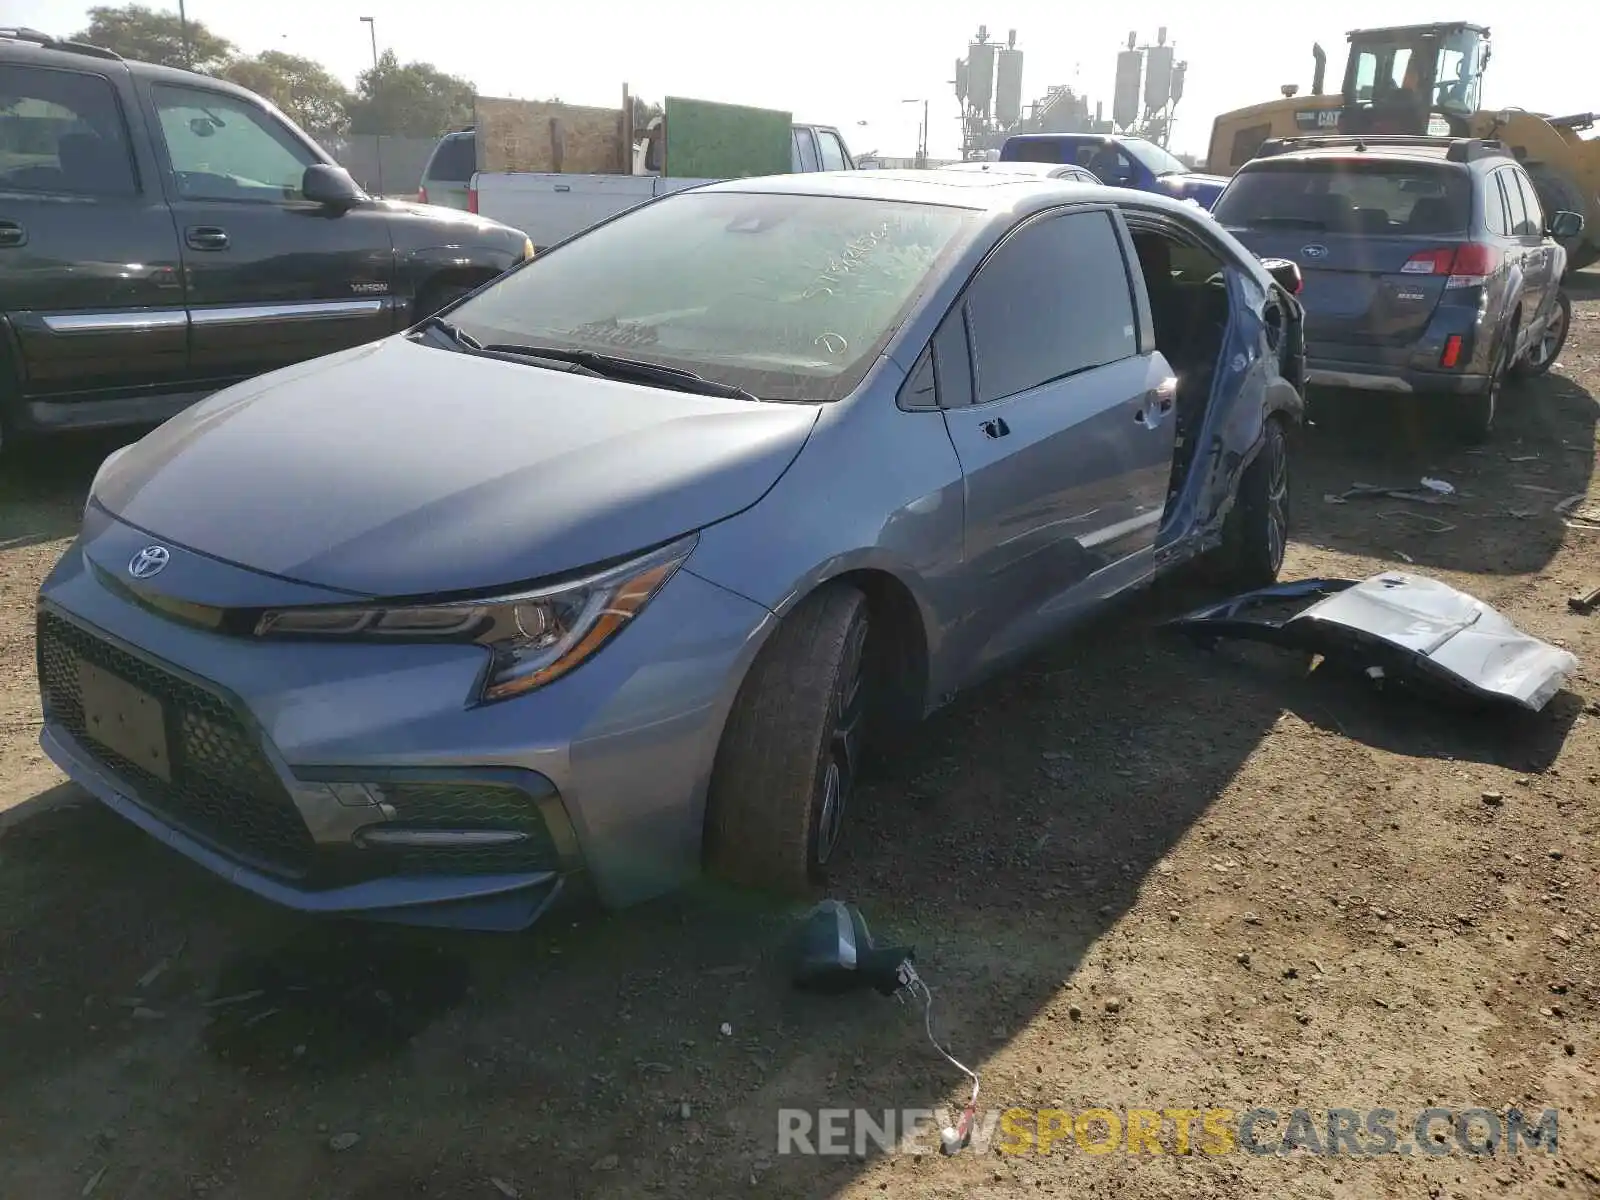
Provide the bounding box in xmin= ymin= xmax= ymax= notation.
xmin=3 ymin=277 xmax=1600 ymax=1200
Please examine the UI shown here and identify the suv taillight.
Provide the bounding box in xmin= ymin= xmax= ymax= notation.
xmin=1444 ymin=242 xmax=1496 ymax=288
xmin=1403 ymin=243 xmax=1497 ymax=289
xmin=418 ymin=186 xmax=428 ymax=204
xmin=467 ymin=185 xmax=478 ymax=214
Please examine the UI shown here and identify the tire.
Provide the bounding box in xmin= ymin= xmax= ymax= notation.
xmin=1526 ymin=164 xmax=1588 ymax=269
xmin=1206 ymin=414 xmax=1290 ymax=591
xmin=703 ymin=583 xmax=872 ymax=894
xmin=413 ymin=281 xmax=477 ymax=323
xmin=1511 ymin=290 xmax=1571 ymax=379
xmin=1453 ymin=332 xmax=1511 ymax=444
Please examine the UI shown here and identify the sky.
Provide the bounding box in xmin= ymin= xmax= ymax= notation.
xmin=11 ymin=0 xmax=1600 ymax=161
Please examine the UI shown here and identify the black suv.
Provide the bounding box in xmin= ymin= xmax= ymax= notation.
xmin=1213 ymin=134 xmax=1584 ymax=441
xmin=0 ymin=28 xmax=532 ymax=452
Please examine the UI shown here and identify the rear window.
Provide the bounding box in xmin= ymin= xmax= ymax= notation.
xmin=425 ymin=133 xmax=475 ymax=183
xmin=1213 ymin=159 xmax=1471 ymax=235
xmin=1002 ymin=139 xmax=1071 ymax=165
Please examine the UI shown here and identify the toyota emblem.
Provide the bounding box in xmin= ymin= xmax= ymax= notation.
xmin=128 ymin=545 xmax=170 ymax=579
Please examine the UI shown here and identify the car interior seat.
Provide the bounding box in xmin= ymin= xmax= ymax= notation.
xmin=1405 ymin=197 xmax=1453 ymax=232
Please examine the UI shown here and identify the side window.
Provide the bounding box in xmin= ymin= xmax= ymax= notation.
xmin=791 ymin=127 xmax=821 ymax=173
xmin=964 ymin=210 xmax=1138 ymax=404
xmin=152 ymin=84 xmax=314 ymax=202
xmin=816 ymin=130 xmax=849 ymax=172
xmin=1500 ymin=168 xmax=1530 ymax=239
xmin=1512 ymin=170 xmax=1544 ymax=236
xmin=0 ymin=64 xmax=136 ymax=196
xmin=1484 ymin=172 xmax=1511 ymax=236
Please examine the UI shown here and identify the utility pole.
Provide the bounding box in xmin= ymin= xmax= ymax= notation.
xmin=902 ymin=98 xmax=929 ymax=168
xmin=177 ymin=0 xmax=191 ymax=68
xmin=359 ymin=16 xmax=384 ymax=195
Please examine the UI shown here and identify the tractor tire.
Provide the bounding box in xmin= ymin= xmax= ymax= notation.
xmin=1526 ymin=164 xmax=1589 ymax=273
xmin=703 ymin=583 xmax=872 ymax=894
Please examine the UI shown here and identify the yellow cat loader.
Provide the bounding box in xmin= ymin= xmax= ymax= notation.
xmin=1206 ymin=23 xmax=1600 ymax=271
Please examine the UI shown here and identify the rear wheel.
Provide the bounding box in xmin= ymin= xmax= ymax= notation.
xmin=1206 ymin=414 xmax=1290 ymax=590
xmin=703 ymin=583 xmax=872 ymax=894
xmin=1511 ymin=290 xmax=1571 ymax=380
xmin=1454 ymin=333 xmax=1511 ymax=444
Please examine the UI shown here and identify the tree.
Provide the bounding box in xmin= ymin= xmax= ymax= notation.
xmin=346 ymin=50 xmax=474 ymax=138
xmin=71 ymin=3 xmax=234 ymax=72
xmin=220 ymin=52 xmax=351 ymax=141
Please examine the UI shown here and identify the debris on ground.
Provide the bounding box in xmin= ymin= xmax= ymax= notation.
xmin=1569 ymin=583 xmax=1600 ymax=614
xmin=1167 ymin=572 xmax=1580 ymax=712
xmin=327 ymin=1133 xmax=360 ymax=1153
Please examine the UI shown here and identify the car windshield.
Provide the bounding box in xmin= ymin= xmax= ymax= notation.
xmin=1212 ymin=160 xmax=1471 ymax=235
xmin=1119 ymin=138 xmax=1191 ymax=177
xmin=446 ymin=191 xmax=976 ymax=402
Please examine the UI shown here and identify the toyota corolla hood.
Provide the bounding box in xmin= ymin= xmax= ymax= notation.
xmin=91 ymin=337 xmax=821 ymax=596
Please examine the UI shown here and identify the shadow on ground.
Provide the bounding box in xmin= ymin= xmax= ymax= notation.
xmin=0 ymin=428 xmax=144 ymax=549
xmin=1292 ymin=367 xmax=1596 ymax=574
xmin=0 ymin=372 xmax=1591 ymax=1197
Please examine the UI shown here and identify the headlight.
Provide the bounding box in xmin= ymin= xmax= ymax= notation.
xmin=254 ymin=534 xmax=695 ymax=702
xmin=522 ymin=237 xmax=535 ymax=260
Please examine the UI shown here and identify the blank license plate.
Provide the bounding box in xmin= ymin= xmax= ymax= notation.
xmin=78 ymin=658 xmax=171 ymax=782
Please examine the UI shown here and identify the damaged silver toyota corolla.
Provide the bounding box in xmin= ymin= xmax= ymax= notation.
xmin=37 ymin=171 xmax=1304 ymax=931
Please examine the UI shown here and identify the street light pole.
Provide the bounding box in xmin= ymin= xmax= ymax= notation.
xmin=177 ymin=0 xmax=191 ymax=68
xmin=359 ymin=16 xmax=384 ymax=196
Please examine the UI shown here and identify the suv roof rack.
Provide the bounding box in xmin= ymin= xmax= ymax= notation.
xmin=1256 ymin=134 xmax=1507 ymax=164
xmin=0 ymin=26 xmax=124 ymax=61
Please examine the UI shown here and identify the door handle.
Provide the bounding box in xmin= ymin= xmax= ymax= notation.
xmin=0 ymin=221 xmax=25 ymax=248
xmin=186 ymin=226 xmax=229 ymax=251
xmin=980 ymin=417 xmax=1010 ymax=440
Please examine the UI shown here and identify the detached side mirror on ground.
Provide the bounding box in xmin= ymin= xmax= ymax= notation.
xmin=1549 ymin=210 xmax=1585 ymax=240
xmin=1259 ymin=256 xmax=1304 ymax=295
xmin=303 ymin=163 xmax=364 ymax=209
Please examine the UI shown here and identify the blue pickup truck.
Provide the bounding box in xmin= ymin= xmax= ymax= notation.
xmin=999 ymin=134 xmax=1229 ymax=208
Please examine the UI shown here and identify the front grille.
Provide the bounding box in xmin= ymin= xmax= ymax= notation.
xmin=376 ymin=782 xmax=562 ymax=876
xmin=37 ymin=609 xmax=315 ymax=877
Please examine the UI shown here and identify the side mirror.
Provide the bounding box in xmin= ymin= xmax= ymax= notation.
xmin=302 ymin=163 xmax=363 ymax=208
xmin=1259 ymin=256 xmax=1304 ymax=296
xmin=1549 ymin=210 xmax=1585 ymax=240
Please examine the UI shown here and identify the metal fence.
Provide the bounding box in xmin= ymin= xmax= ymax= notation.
xmin=326 ymin=134 xmax=439 ymax=198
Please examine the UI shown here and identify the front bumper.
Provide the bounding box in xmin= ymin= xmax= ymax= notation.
xmin=36 ymin=524 xmax=774 ymax=931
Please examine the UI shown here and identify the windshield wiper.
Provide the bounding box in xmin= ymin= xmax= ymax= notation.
xmin=416 ymin=314 xmax=482 ymax=350
xmin=478 ymin=343 xmax=761 ymax=403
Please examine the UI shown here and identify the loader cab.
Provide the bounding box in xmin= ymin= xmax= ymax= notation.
xmin=1339 ymin=23 xmax=1489 ymax=139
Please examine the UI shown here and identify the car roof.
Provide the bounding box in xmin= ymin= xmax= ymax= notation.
xmin=1244 ymin=138 xmax=1511 ymax=172
xmin=1 ymin=29 xmax=284 ymax=104
xmin=693 ymin=168 xmax=1147 ymax=214
xmin=938 ymin=161 xmax=1090 ymax=177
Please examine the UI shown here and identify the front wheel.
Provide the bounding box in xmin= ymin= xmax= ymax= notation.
xmin=1205 ymin=415 xmax=1290 ymax=591
xmin=1511 ymin=290 xmax=1571 ymax=380
xmin=703 ymin=583 xmax=872 ymax=894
